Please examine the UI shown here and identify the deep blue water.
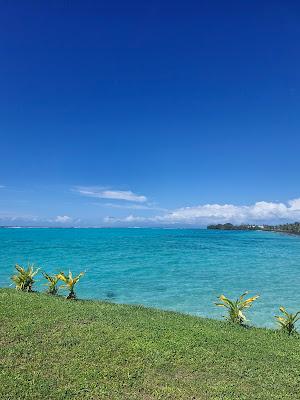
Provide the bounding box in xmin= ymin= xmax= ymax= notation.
xmin=1 ymin=228 xmax=299 ymax=328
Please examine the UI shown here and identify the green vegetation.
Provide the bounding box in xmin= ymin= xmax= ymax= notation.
xmin=11 ymin=265 xmax=84 ymax=298
xmin=56 ymin=271 xmax=84 ymax=299
xmin=43 ymin=272 xmax=60 ymax=295
xmin=4 ymin=265 xmax=300 ymax=398
xmin=263 ymin=222 xmax=300 ymax=234
xmin=0 ymin=289 xmax=299 ymax=399
xmin=207 ymin=221 xmax=300 ymax=234
xmin=215 ymin=292 xmax=259 ymax=325
xmin=207 ymin=223 xmax=261 ymax=231
xmin=11 ymin=263 xmax=39 ymax=292
xmin=275 ymin=306 xmax=300 ymax=336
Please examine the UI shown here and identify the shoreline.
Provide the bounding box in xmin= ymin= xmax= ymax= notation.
xmin=1 ymin=288 xmax=299 ymax=399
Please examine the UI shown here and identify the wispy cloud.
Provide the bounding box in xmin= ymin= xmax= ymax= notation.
xmin=102 ymin=203 xmax=167 ymax=211
xmin=104 ymin=215 xmax=147 ymax=224
xmin=0 ymin=213 xmax=74 ymax=226
xmin=74 ymin=186 xmax=147 ymax=203
xmin=0 ymin=213 xmax=39 ymax=223
xmin=104 ymin=198 xmax=300 ymax=226
xmin=0 ymin=185 xmax=5 ymax=189
xmin=54 ymin=215 xmax=72 ymax=223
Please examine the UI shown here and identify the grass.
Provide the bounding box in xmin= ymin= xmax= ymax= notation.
xmin=0 ymin=289 xmax=299 ymax=399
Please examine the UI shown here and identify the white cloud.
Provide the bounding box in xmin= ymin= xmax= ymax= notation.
xmin=105 ymin=198 xmax=300 ymax=226
xmin=75 ymin=186 xmax=147 ymax=203
xmin=0 ymin=213 xmax=39 ymax=223
xmin=102 ymin=203 xmax=167 ymax=211
xmin=54 ymin=215 xmax=72 ymax=223
xmin=155 ymin=201 xmax=290 ymax=224
xmin=288 ymin=198 xmax=300 ymax=211
xmin=104 ymin=215 xmax=147 ymax=223
xmin=0 ymin=213 xmax=77 ymax=226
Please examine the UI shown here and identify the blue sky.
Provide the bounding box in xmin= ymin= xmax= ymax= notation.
xmin=1 ymin=1 xmax=300 ymax=226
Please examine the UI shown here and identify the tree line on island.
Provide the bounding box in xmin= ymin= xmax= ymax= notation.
xmin=207 ymin=222 xmax=300 ymax=234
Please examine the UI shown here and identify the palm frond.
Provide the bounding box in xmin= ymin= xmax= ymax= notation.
xmin=11 ymin=263 xmax=39 ymax=291
xmin=275 ymin=306 xmax=300 ymax=335
xmin=57 ymin=270 xmax=84 ymax=299
xmin=215 ymin=291 xmax=259 ymax=325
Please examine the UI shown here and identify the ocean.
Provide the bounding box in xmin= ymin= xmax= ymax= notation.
xmin=1 ymin=227 xmax=299 ymax=328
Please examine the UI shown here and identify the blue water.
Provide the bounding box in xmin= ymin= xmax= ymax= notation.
xmin=1 ymin=228 xmax=299 ymax=328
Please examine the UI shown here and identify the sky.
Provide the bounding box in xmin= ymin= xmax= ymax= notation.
xmin=1 ymin=1 xmax=300 ymax=227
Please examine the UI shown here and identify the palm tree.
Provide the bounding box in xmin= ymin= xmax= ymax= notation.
xmin=215 ymin=292 xmax=259 ymax=325
xmin=43 ymin=272 xmax=60 ymax=295
xmin=11 ymin=264 xmax=39 ymax=292
xmin=57 ymin=271 xmax=84 ymax=299
xmin=275 ymin=306 xmax=300 ymax=335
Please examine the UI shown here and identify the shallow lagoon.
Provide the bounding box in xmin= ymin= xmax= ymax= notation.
xmin=1 ymin=228 xmax=299 ymax=327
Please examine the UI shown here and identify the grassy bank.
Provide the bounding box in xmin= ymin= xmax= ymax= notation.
xmin=0 ymin=289 xmax=299 ymax=399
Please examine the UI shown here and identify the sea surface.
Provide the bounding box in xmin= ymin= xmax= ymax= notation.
xmin=1 ymin=228 xmax=299 ymax=328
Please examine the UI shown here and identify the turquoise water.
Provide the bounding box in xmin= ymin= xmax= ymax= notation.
xmin=1 ymin=228 xmax=300 ymax=328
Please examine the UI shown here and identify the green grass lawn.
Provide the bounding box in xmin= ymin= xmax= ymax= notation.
xmin=0 ymin=289 xmax=299 ymax=399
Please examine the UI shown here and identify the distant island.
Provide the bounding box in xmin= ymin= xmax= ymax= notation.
xmin=207 ymin=222 xmax=300 ymax=234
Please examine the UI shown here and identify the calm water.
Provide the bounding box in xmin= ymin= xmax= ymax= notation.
xmin=1 ymin=228 xmax=299 ymax=327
